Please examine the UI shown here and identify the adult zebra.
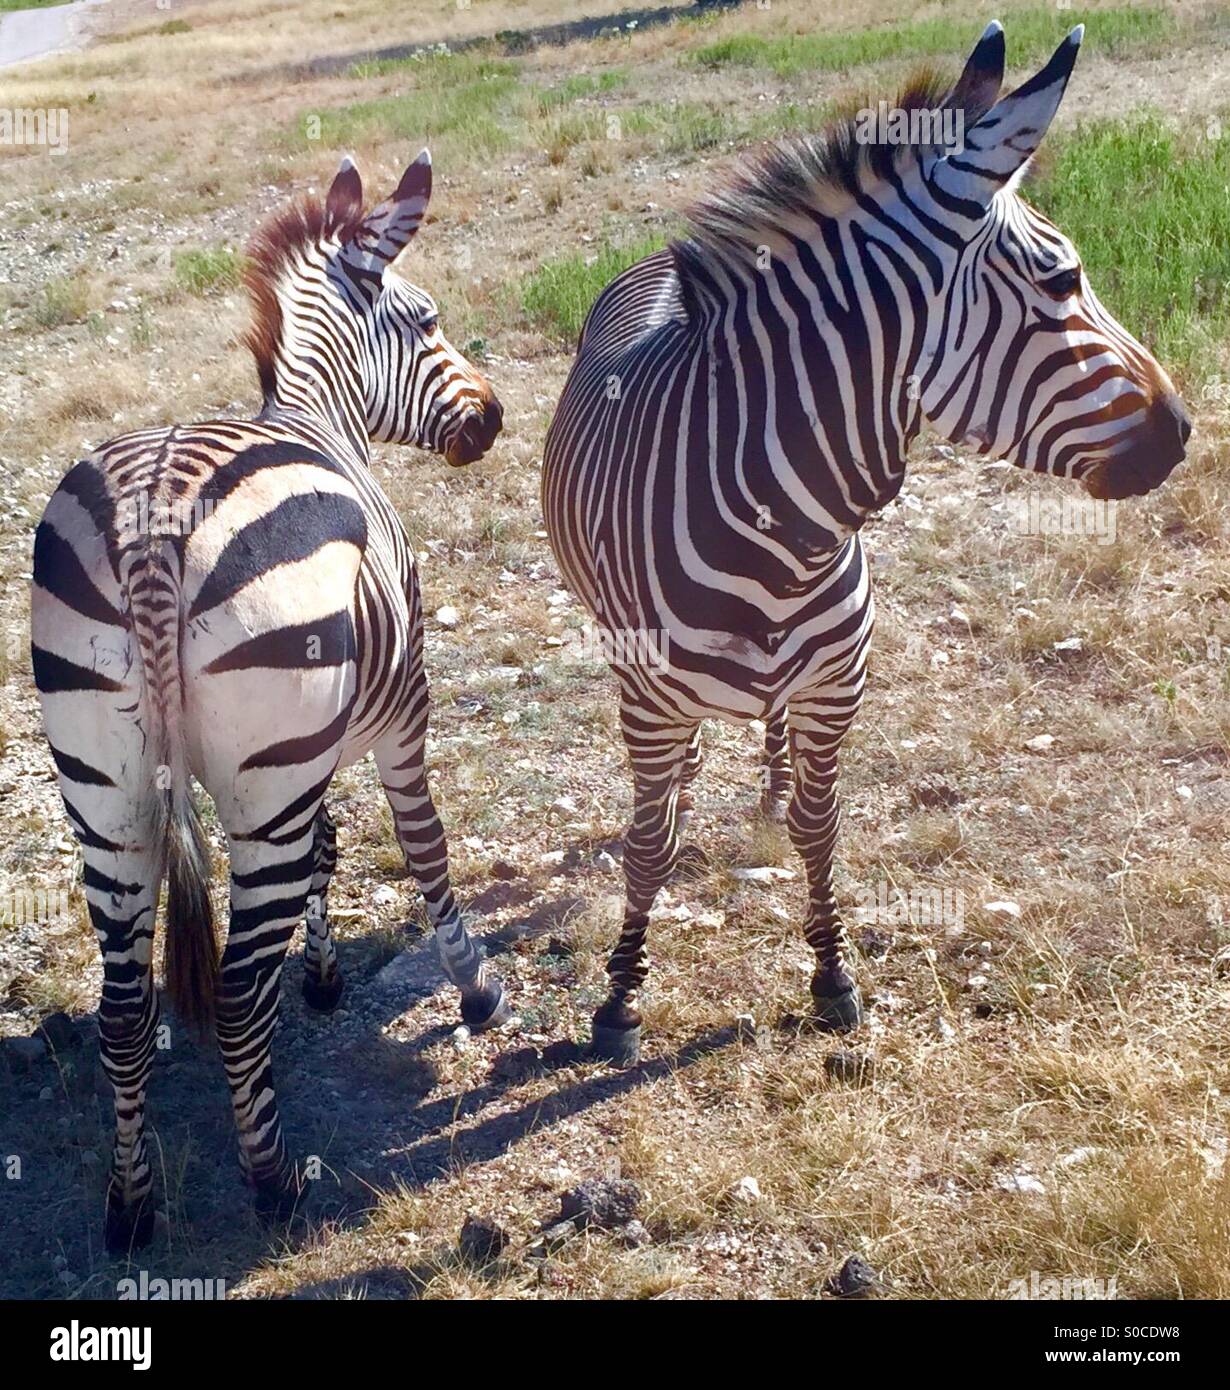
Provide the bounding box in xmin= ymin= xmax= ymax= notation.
xmin=31 ymin=151 xmax=508 ymax=1250
xmin=542 ymin=22 xmax=1190 ymax=1064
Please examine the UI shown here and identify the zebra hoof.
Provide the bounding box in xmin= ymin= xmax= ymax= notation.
xmin=811 ymin=987 xmax=864 ymax=1034
xmin=252 ymin=1171 xmax=304 ymax=1226
xmin=104 ymin=1188 xmax=156 ymax=1255
xmin=462 ymin=981 xmax=512 ymax=1033
xmin=589 ymin=1022 xmax=641 ymax=1067
xmin=302 ymin=970 xmax=344 ymax=1012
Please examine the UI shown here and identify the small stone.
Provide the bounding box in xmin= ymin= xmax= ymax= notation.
xmin=728 ymin=1175 xmax=762 ymax=1204
xmin=996 ymin=1171 xmax=1046 ymax=1196
xmin=826 ymin=1254 xmax=879 ymax=1298
xmin=730 ymin=866 xmax=796 ymax=884
xmin=1053 ymin=637 xmax=1082 ymax=653
xmin=39 ymin=1086 xmax=53 ymax=1101
xmin=824 ymin=1051 xmax=874 ymax=1086
xmin=1024 ymin=734 xmax=1055 ymax=752
xmin=458 ymin=1214 xmax=510 ymax=1265
xmin=490 ymin=860 xmax=520 ymax=881
xmin=372 ymin=884 xmax=399 ymax=907
xmin=930 ymin=1015 xmax=957 ymax=1042
xmin=618 ymin=1219 xmax=652 ymax=1248
xmin=435 ymin=605 xmax=460 ymax=630
xmin=593 ymin=851 xmax=619 ymax=873
xmin=558 ymin=1178 xmax=641 ymax=1230
xmin=550 ymin=796 xmax=578 ymax=817
xmin=534 ymin=1218 xmax=577 ymax=1254
xmin=1057 ymin=1147 xmax=1101 ymax=1169
xmin=982 ymin=900 xmax=1022 ymax=919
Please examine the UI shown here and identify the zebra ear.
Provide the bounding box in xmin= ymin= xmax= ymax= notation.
xmin=324 ymin=156 xmax=364 ymax=240
xmin=343 ymin=149 xmax=433 ymax=272
xmin=944 ymin=20 xmax=1004 ymax=127
xmin=934 ymin=26 xmax=1083 ymax=212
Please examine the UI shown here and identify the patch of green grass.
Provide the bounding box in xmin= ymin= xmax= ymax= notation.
xmin=537 ymin=68 xmax=630 ymax=114
xmin=522 ymin=233 xmax=669 ymax=343
xmin=1029 ymin=114 xmax=1230 ymax=385
xmin=689 ymin=6 xmax=1174 ymax=78
xmin=173 ymin=247 xmax=243 ymax=296
xmin=0 ymin=0 xmax=66 ymax=10
xmin=30 ymin=277 xmax=92 ymax=328
xmin=299 ymin=61 xmax=529 ymax=158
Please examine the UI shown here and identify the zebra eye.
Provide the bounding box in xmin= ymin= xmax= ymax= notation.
xmin=1043 ymin=266 xmax=1082 ymax=298
xmin=419 ymin=315 xmax=439 ymax=334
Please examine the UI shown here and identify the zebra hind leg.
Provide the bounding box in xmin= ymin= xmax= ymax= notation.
xmin=218 ymin=827 xmax=318 ymax=1222
xmin=759 ymin=710 xmax=791 ymax=822
xmin=302 ymin=806 xmax=344 ymax=1011
xmin=374 ymin=737 xmax=510 ymax=1032
xmin=84 ymin=839 xmax=164 ymax=1254
xmin=592 ymin=713 xmax=697 ymax=1066
xmin=785 ymin=704 xmax=863 ymax=1032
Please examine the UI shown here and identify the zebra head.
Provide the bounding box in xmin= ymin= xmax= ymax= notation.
xmin=330 ymin=151 xmax=503 ymax=465
xmin=248 ymin=151 xmax=502 ymax=466
xmin=917 ymin=22 xmax=1190 ymax=500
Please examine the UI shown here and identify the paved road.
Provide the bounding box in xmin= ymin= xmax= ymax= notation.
xmin=0 ymin=1 xmax=108 ymax=72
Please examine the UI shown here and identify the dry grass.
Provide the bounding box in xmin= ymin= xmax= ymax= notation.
xmin=1 ymin=0 xmax=1228 ymax=1301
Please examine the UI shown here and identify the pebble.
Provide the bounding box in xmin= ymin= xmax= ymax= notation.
xmin=435 ymin=605 xmax=460 ymax=629
xmin=458 ymin=1214 xmax=510 ymax=1265
xmin=558 ymin=1178 xmax=642 ymax=1230
xmin=826 ymin=1254 xmax=879 ymax=1297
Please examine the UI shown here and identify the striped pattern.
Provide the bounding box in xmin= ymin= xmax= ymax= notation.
xmin=31 ymin=152 xmax=507 ymax=1251
xmin=542 ymin=24 xmax=1188 ymax=1061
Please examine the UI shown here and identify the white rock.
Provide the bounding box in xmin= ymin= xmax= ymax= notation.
xmin=996 ymin=1171 xmax=1046 ymax=1196
xmin=983 ymin=900 xmax=1022 ymax=919
xmin=930 ymin=1014 xmax=957 ymax=1042
xmin=1057 ymin=1147 xmax=1102 ymax=1169
xmin=372 ymin=885 xmax=399 ymax=907
xmin=1053 ymin=637 xmax=1082 ymax=653
xmin=1024 ymin=734 xmax=1055 ymax=752
xmin=435 ymin=605 xmax=460 ymax=630
xmin=729 ymin=1175 xmax=762 ymax=1204
xmin=730 ymin=866 xmax=796 ymax=884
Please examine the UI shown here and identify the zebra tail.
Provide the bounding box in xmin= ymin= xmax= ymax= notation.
xmin=127 ymin=540 xmax=218 ymax=1032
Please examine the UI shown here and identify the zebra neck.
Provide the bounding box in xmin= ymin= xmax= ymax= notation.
xmin=263 ymin=368 xmax=370 ymax=465
xmin=688 ymin=249 xmax=920 ymax=550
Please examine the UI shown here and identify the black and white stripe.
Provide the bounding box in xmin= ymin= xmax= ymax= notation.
xmin=542 ymin=23 xmax=1189 ymax=1063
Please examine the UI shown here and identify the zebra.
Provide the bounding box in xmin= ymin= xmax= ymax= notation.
xmin=31 ymin=150 xmax=509 ymax=1251
xmin=542 ymin=22 xmax=1190 ymax=1065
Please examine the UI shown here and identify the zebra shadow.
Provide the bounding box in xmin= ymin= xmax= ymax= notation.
xmin=0 ymin=907 xmax=735 ymax=1300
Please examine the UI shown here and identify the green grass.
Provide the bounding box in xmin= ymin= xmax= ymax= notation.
xmin=30 ymin=277 xmax=91 ymax=328
xmin=521 ymin=233 xmax=669 ymax=343
xmin=1029 ymin=114 xmax=1230 ymax=386
xmin=689 ymin=6 xmax=1175 ymax=78
xmin=300 ymin=59 xmax=529 ymax=159
xmin=173 ymin=247 xmax=243 ymax=296
xmin=0 ymin=0 xmax=67 ymax=10
xmin=537 ymin=69 xmax=630 ymax=114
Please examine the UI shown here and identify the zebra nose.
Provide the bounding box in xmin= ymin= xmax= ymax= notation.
xmin=1159 ymin=391 xmax=1192 ymax=448
xmin=447 ymin=397 xmax=503 ymax=465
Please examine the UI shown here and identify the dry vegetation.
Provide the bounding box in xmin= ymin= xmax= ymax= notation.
xmin=1 ymin=0 xmax=1228 ymax=1300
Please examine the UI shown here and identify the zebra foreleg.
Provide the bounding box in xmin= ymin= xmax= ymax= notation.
xmin=374 ymin=739 xmax=509 ymax=1031
xmin=675 ymin=725 xmax=704 ymax=840
xmin=86 ymin=841 xmax=163 ymax=1254
xmin=592 ymin=714 xmax=697 ymax=1065
xmin=218 ymin=830 xmax=316 ymax=1221
xmin=759 ymin=709 xmax=791 ymax=822
xmin=302 ymin=806 xmax=343 ymax=1011
xmin=786 ymin=705 xmax=863 ymax=1032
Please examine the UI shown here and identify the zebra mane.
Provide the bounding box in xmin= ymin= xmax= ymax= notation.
xmin=673 ymin=68 xmax=961 ymax=286
xmin=244 ymin=190 xmax=365 ymax=401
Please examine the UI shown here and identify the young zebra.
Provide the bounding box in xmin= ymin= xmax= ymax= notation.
xmin=542 ymin=23 xmax=1190 ymax=1064
xmin=31 ymin=152 xmax=508 ymax=1250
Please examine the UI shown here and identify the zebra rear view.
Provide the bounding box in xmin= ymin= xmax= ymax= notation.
xmin=31 ymin=152 xmax=507 ymax=1252
xmin=542 ymin=22 xmax=1190 ymax=1064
